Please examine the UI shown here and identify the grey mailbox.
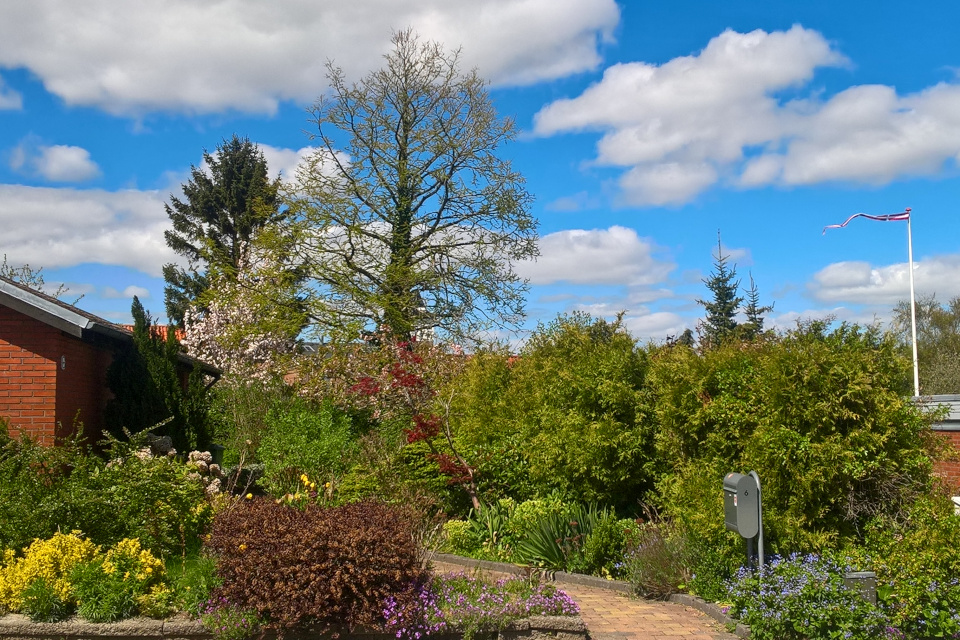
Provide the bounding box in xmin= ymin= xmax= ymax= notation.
xmin=724 ymin=472 xmax=759 ymax=538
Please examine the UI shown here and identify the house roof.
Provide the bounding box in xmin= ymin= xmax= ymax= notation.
xmin=925 ymin=394 xmax=960 ymax=431
xmin=0 ymin=275 xmax=218 ymax=375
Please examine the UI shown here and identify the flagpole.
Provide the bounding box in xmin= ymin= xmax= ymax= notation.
xmin=906 ymin=208 xmax=919 ymax=397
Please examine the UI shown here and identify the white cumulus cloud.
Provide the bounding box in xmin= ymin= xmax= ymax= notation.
xmin=103 ymin=285 xmax=151 ymax=299
xmin=533 ymin=25 xmax=960 ymax=205
xmin=28 ymin=145 xmax=101 ymax=182
xmin=809 ymin=255 xmax=960 ymax=305
xmin=0 ymin=185 xmax=176 ymax=276
xmin=516 ymin=225 xmax=674 ymax=286
xmin=0 ymin=0 xmax=618 ymax=115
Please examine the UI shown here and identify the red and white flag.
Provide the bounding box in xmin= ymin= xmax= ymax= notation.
xmin=822 ymin=210 xmax=910 ymax=235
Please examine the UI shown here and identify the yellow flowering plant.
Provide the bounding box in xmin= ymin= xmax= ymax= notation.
xmin=0 ymin=531 xmax=99 ymax=613
xmin=70 ymin=538 xmax=166 ymax=623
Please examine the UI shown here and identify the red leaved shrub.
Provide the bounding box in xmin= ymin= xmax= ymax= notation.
xmin=207 ymin=499 xmax=427 ymax=631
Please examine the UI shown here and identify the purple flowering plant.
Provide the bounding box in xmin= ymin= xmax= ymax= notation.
xmin=726 ymin=553 xmax=888 ymax=640
xmin=384 ymin=572 xmax=579 ymax=640
xmin=198 ymin=595 xmax=265 ymax=640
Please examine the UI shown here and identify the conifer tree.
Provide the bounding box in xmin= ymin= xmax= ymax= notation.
xmin=742 ymin=272 xmax=774 ymax=339
xmin=697 ymin=233 xmax=742 ymax=347
xmin=105 ymin=297 xmax=210 ymax=451
xmin=163 ymin=135 xmax=282 ymax=326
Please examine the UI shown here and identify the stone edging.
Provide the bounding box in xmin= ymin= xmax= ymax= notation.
xmin=0 ymin=613 xmax=207 ymax=639
xmin=0 ymin=613 xmax=584 ymax=640
xmin=668 ymin=595 xmax=750 ymax=639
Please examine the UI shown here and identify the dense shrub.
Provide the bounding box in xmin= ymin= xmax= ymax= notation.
xmin=0 ymin=428 xmax=211 ymax=557
xmin=257 ymin=397 xmax=358 ymax=496
xmin=207 ymin=377 xmax=291 ymax=467
xmin=651 ymin=322 xmax=934 ymax=556
xmin=207 ymin=499 xmax=427 ymax=631
xmin=70 ymin=538 xmax=165 ymax=622
xmin=0 ymin=532 xmax=98 ymax=613
xmin=450 ymin=313 xmax=655 ymax=509
xmin=0 ymin=533 xmax=168 ymax=622
xmin=385 ymin=573 xmax=580 ymax=640
xmin=622 ymin=520 xmax=691 ymax=598
xmin=863 ymin=494 xmax=960 ymax=638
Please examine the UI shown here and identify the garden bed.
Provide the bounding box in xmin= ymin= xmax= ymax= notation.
xmin=0 ymin=612 xmax=586 ymax=640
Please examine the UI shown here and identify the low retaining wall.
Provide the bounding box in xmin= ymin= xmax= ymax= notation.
xmin=0 ymin=613 xmax=584 ymax=640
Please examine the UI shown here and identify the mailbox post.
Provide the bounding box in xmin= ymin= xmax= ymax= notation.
xmin=724 ymin=471 xmax=764 ymax=569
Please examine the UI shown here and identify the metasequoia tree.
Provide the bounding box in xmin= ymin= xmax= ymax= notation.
xmin=284 ymin=30 xmax=537 ymax=342
xmin=163 ymin=135 xmax=283 ymax=326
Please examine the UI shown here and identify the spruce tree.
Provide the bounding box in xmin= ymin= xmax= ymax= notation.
xmin=163 ymin=135 xmax=282 ymax=326
xmin=742 ymin=272 xmax=774 ymax=339
xmin=697 ymin=233 xmax=743 ymax=347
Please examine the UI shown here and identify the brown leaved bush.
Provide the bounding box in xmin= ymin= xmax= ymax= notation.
xmin=207 ymin=499 xmax=427 ymax=631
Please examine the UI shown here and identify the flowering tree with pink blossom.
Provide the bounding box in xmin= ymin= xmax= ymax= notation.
xmin=182 ymin=242 xmax=304 ymax=382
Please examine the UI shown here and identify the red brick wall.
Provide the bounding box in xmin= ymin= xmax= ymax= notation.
xmin=933 ymin=430 xmax=960 ymax=492
xmin=0 ymin=305 xmax=60 ymax=444
xmin=0 ymin=306 xmax=113 ymax=444
xmin=54 ymin=331 xmax=112 ymax=442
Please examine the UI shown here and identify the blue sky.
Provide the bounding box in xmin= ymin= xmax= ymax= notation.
xmin=1 ymin=1 xmax=959 ymax=342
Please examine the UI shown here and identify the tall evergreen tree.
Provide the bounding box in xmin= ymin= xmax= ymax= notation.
xmin=163 ymin=135 xmax=282 ymax=326
xmin=697 ymin=233 xmax=743 ymax=347
xmin=742 ymin=272 xmax=774 ymax=339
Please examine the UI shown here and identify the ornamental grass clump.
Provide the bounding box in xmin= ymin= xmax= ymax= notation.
xmin=726 ymin=553 xmax=887 ymax=640
xmin=206 ymin=499 xmax=427 ymax=633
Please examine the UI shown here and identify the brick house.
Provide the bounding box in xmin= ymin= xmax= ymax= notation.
xmin=0 ymin=276 xmax=216 ymax=445
xmin=928 ymin=395 xmax=960 ymax=491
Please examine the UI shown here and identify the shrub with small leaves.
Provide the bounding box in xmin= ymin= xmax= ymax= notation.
xmin=384 ymin=573 xmax=579 ymax=640
xmin=199 ymin=596 xmax=265 ymax=640
xmin=206 ymin=499 xmax=427 ymax=632
xmin=166 ymin=553 xmax=222 ymax=617
xmin=623 ymin=520 xmax=691 ymax=599
xmin=863 ymin=494 xmax=960 ymax=639
xmin=441 ymin=520 xmax=478 ymax=555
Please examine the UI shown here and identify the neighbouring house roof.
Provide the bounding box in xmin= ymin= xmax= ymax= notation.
xmin=921 ymin=394 xmax=960 ymax=431
xmin=0 ymin=275 xmax=218 ymax=376
xmin=119 ymin=324 xmax=185 ymax=342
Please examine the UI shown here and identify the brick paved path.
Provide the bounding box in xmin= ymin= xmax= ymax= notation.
xmin=555 ymin=581 xmax=737 ymax=640
xmin=431 ymin=559 xmax=737 ymax=640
